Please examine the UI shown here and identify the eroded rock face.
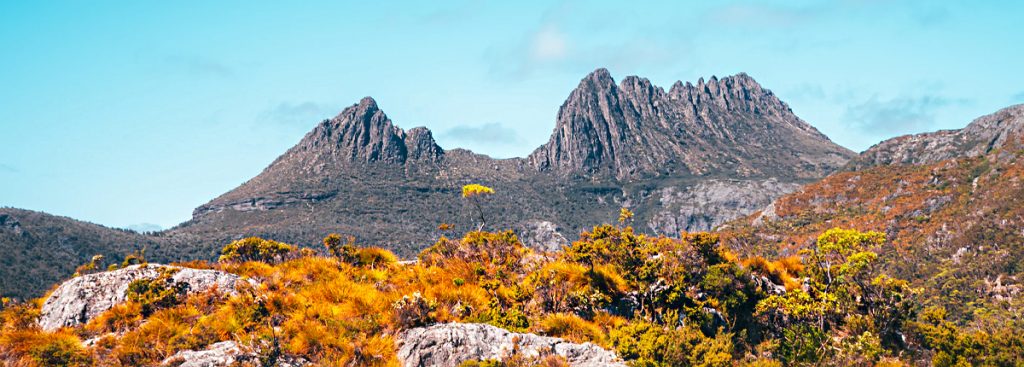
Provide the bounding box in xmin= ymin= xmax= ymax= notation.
xmin=647 ymin=179 xmax=802 ymax=233
xmin=396 ymin=323 xmax=626 ymax=367
xmin=39 ymin=264 xmax=248 ymax=331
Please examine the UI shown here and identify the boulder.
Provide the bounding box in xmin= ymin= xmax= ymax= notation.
xmin=396 ymin=323 xmax=626 ymax=367
xmin=39 ymin=264 xmax=249 ymax=331
xmin=161 ymin=341 xmax=310 ymax=367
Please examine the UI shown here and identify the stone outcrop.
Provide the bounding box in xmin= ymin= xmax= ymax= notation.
xmin=396 ymin=323 xmax=626 ymax=367
xmin=39 ymin=264 xmax=248 ymax=331
xmin=161 ymin=341 xmax=310 ymax=367
xmin=517 ymin=220 xmax=569 ymax=252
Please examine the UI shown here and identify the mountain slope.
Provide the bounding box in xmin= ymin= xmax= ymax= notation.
xmin=725 ymin=103 xmax=1024 ymax=319
xmin=169 ymin=69 xmax=853 ymax=258
xmin=0 ymin=208 xmax=171 ymax=299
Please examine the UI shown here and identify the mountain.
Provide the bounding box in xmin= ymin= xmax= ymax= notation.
xmin=725 ymin=103 xmax=1024 ymax=320
xmin=529 ymin=69 xmax=849 ymax=179
xmin=0 ymin=69 xmax=853 ymax=298
xmin=167 ymin=69 xmax=852 ymax=258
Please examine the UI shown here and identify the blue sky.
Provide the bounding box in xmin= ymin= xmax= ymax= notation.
xmin=2 ymin=1 xmax=1023 ymax=230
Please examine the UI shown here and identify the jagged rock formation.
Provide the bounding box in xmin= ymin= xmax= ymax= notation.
xmin=396 ymin=323 xmax=626 ymax=367
xmin=38 ymin=264 xmax=248 ymax=331
xmin=529 ymin=69 xmax=850 ymax=179
xmin=847 ymin=104 xmax=1024 ymax=169
xmin=167 ymin=69 xmax=851 ymax=261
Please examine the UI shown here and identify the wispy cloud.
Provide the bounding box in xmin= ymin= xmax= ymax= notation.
xmin=706 ymin=3 xmax=814 ymax=28
xmin=529 ymin=24 xmax=569 ymax=63
xmin=258 ymin=102 xmax=337 ymax=127
xmin=488 ymin=19 xmax=690 ymax=79
xmin=438 ymin=122 xmax=526 ymax=155
xmin=842 ymin=95 xmax=968 ymax=135
xmin=162 ymin=55 xmax=233 ymax=78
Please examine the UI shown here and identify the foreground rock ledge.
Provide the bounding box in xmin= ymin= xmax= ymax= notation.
xmin=397 ymin=323 xmax=627 ymax=367
xmin=161 ymin=341 xmax=310 ymax=367
xmin=39 ymin=264 xmax=248 ymax=331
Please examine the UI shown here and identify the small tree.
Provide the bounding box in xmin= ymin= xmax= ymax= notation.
xmin=618 ymin=207 xmax=634 ymax=225
xmin=462 ymin=184 xmax=495 ymax=230
xmin=323 ymin=233 xmax=357 ymax=260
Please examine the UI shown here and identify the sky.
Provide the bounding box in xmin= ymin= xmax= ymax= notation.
xmin=1 ymin=1 xmax=1023 ymax=230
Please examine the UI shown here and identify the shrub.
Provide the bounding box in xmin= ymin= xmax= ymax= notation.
xmin=535 ymin=313 xmax=604 ymax=344
xmin=125 ymin=268 xmax=187 ymax=316
xmin=219 ymin=237 xmax=295 ymax=264
xmin=354 ymin=247 xmax=398 ymax=268
xmin=73 ymin=255 xmax=105 ymax=277
xmin=393 ymin=292 xmax=436 ymax=328
xmin=323 ymin=233 xmax=356 ymax=259
xmin=0 ymin=330 xmax=92 ymax=367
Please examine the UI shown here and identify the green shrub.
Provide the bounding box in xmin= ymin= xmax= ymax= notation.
xmin=125 ymin=268 xmax=186 ymax=316
xmin=218 ymin=237 xmax=295 ymax=263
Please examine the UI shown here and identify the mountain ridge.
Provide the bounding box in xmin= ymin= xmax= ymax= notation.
xmin=172 ymin=68 xmax=852 ymax=259
xmin=3 ymin=69 xmax=854 ymax=298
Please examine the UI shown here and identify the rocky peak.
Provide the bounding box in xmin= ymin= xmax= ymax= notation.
xmin=294 ymin=97 xmax=443 ymax=165
xmin=848 ymin=104 xmax=1024 ymax=169
xmin=529 ymin=69 xmax=852 ymax=179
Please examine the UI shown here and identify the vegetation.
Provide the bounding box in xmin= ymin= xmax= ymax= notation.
xmin=462 ymin=183 xmax=495 ymax=230
xmin=5 ymin=213 xmax=1019 ymax=366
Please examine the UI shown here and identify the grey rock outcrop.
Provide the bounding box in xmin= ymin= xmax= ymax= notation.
xmin=162 ymin=341 xmax=247 ymax=367
xmin=39 ymin=264 xmax=248 ymax=331
xmin=647 ymin=179 xmax=801 ymax=234
xmin=518 ymin=220 xmax=569 ymax=252
xmin=396 ymin=323 xmax=626 ymax=367
xmin=848 ymin=104 xmax=1024 ymax=169
xmin=161 ymin=341 xmax=310 ymax=367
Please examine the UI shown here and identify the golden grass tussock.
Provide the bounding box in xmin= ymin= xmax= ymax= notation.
xmin=0 ymin=225 xmax=934 ymax=366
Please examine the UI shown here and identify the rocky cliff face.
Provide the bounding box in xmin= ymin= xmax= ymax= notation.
xmin=847 ymin=104 xmax=1024 ymax=169
xmin=293 ymin=97 xmax=443 ymax=166
xmin=396 ymin=323 xmax=626 ymax=367
xmin=528 ymin=69 xmax=851 ymax=179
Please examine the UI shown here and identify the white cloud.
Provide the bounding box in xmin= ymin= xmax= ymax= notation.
xmin=530 ymin=24 xmax=568 ymax=62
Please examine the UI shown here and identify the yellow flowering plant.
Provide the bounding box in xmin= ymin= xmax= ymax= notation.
xmin=462 ymin=184 xmax=495 ymax=230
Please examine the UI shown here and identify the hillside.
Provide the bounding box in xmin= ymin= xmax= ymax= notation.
xmin=0 ymin=208 xmax=167 ymax=299
xmin=169 ymin=69 xmax=852 ymax=258
xmin=0 ymin=223 xmax=951 ymax=366
xmin=724 ymin=104 xmax=1024 ymax=323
